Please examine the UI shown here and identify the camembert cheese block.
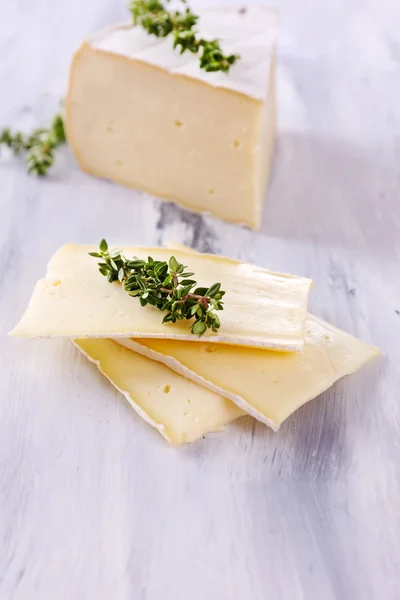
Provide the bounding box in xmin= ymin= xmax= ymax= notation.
xmin=11 ymin=244 xmax=312 ymax=350
xmin=65 ymin=7 xmax=279 ymax=229
xmin=73 ymin=338 xmax=244 ymax=444
xmin=117 ymin=315 xmax=379 ymax=429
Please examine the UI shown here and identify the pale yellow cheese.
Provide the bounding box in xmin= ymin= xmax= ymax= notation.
xmin=11 ymin=243 xmax=312 ymax=350
xmin=65 ymin=8 xmax=278 ymax=229
xmin=117 ymin=315 xmax=379 ymax=429
xmin=73 ymin=338 xmax=244 ymax=444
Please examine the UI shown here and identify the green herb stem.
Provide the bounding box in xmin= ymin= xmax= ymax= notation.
xmin=0 ymin=113 xmax=66 ymax=176
xmin=89 ymin=239 xmax=225 ymax=336
xmin=129 ymin=0 xmax=240 ymax=73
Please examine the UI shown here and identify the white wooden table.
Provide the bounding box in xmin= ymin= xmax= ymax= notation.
xmin=1 ymin=1 xmax=399 ymax=598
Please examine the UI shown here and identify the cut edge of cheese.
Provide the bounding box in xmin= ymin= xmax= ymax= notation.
xmin=65 ymin=51 xmax=272 ymax=230
xmin=117 ymin=314 xmax=379 ymax=429
xmin=72 ymin=338 xmax=245 ymax=445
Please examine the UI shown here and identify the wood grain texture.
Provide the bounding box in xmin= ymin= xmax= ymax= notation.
xmin=1 ymin=1 xmax=399 ymax=598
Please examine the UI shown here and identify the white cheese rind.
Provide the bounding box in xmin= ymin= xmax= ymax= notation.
xmin=11 ymin=243 xmax=312 ymax=350
xmin=73 ymin=338 xmax=244 ymax=445
xmin=117 ymin=315 xmax=379 ymax=429
xmin=90 ymin=8 xmax=279 ymax=100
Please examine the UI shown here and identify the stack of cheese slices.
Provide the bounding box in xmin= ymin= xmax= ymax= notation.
xmin=11 ymin=243 xmax=379 ymax=445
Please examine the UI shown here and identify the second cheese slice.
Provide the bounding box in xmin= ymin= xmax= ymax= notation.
xmin=11 ymin=244 xmax=312 ymax=350
xmin=117 ymin=315 xmax=379 ymax=429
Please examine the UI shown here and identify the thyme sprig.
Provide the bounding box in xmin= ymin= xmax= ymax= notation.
xmin=130 ymin=0 xmax=240 ymax=73
xmin=89 ymin=239 xmax=225 ymax=336
xmin=0 ymin=113 xmax=66 ymax=176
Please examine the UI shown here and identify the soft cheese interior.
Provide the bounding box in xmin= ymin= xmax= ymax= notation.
xmin=66 ymin=8 xmax=279 ymax=228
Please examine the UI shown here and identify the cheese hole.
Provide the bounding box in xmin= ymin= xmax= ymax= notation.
xmin=164 ymin=385 xmax=171 ymax=394
xmin=187 ymin=398 xmax=192 ymax=404
xmin=233 ymin=139 xmax=240 ymax=148
xmin=52 ymin=280 xmax=62 ymax=287
xmin=174 ymin=120 xmax=183 ymax=127
xmin=204 ymin=345 xmax=217 ymax=353
xmin=184 ymin=412 xmax=190 ymax=417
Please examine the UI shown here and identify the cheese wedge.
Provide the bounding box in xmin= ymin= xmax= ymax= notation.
xmin=117 ymin=315 xmax=379 ymax=429
xmin=73 ymin=338 xmax=244 ymax=444
xmin=65 ymin=7 xmax=278 ymax=229
xmin=11 ymin=243 xmax=312 ymax=350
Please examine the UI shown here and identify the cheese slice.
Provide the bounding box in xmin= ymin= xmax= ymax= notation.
xmin=11 ymin=243 xmax=312 ymax=350
xmin=117 ymin=315 xmax=379 ymax=429
xmin=65 ymin=7 xmax=279 ymax=229
xmin=73 ymin=338 xmax=244 ymax=444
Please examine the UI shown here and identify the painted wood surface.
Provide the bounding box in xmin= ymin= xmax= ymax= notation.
xmin=1 ymin=1 xmax=399 ymax=598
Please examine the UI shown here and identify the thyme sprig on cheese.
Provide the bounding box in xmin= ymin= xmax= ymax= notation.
xmin=0 ymin=113 xmax=65 ymax=175
xmin=129 ymin=0 xmax=240 ymax=73
xmin=89 ymin=239 xmax=225 ymax=336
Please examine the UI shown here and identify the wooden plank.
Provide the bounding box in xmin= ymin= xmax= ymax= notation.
xmin=0 ymin=1 xmax=399 ymax=599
